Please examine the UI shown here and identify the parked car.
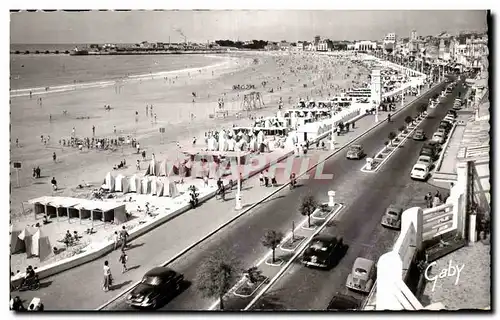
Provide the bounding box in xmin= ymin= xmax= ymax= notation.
xmin=302 ymin=235 xmax=345 ymax=269
xmin=326 ymin=294 xmax=361 ymax=310
xmin=436 ymin=127 xmax=448 ymax=137
xmin=346 ymin=144 xmax=365 ymax=160
xmin=431 ymin=132 xmax=445 ymax=144
xmin=440 ymin=121 xmax=453 ymax=130
xmin=447 ymin=110 xmax=457 ymax=118
xmin=346 ymin=257 xmax=376 ymax=293
xmin=417 ymin=155 xmax=433 ymax=168
xmin=420 ymin=143 xmax=439 ymax=160
xmin=380 ymin=205 xmax=403 ymax=229
xmin=410 ymin=163 xmax=430 ymax=181
xmin=413 ymin=129 xmax=426 ymax=141
xmin=452 ymin=103 xmax=462 ymax=111
xmin=127 ymin=267 xmax=184 ymax=308
xmin=443 ymin=115 xmax=455 ymax=123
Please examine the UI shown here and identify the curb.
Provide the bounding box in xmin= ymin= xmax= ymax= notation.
xmin=97 ymin=70 xmax=446 ymax=310
xmin=243 ymin=204 xmax=345 ymax=310
xmin=96 ymin=109 xmax=384 ymax=310
xmin=360 ymin=116 xmax=426 ymax=173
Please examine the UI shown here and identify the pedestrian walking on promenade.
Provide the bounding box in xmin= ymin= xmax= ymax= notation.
xmin=424 ymin=192 xmax=433 ymax=208
xmin=119 ymin=250 xmax=128 ymax=273
xmin=103 ymin=261 xmax=112 ymax=292
xmin=264 ymin=170 xmax=270 ymax=187
xmin=113 ymin=231 xmax=120 ymax=250
xmin=120 ymin=226 xmax=129 ymax=251
xmin=387 ymin=113 xmax=392 ymax=122
xmin=92 ymin=125 xmax=95 ymax=136
xmin=52 ymin=152 xmax=57 ymax=163
xmin=259 ymin=172 xmax=264 ymax=186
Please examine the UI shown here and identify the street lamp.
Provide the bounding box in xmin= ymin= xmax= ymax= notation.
xmin=235 ymin=152 xmax=242 ymax=210
xmin=330 ymin=123 xmax=336 ymax=150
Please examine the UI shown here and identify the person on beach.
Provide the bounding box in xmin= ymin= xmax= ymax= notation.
xmin=113 ymin=126 xmax=117 ymax=134
xmin=103 ymin=260 xmax=112 ymax=292
xmin=16 ymin=138 xmax=19 ymax=147
xmin=136 ymin=159 xmax=141 ymax=171
xmin=51 ymin=177 xmax=57 ymax=191
xmin=52 ymin=152 xmax=57 ymax=163
xmin=92 ymin=125 xmax=95 ymax=136
xmin=119 ymin=250 xmax=128 ymax=273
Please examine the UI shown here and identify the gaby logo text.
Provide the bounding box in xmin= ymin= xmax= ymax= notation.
xmin=424 ymin=260 xmax=464 ymax=292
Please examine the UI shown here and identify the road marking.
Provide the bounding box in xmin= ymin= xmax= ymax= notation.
xmin=208 ymin=203 xmax=342 ymax=310
xmin=98 ymin=78 xmax=446 ymax=311
xmin=242 ymin=204 xmax=345 ymax=310
xmin=360 ymin=116 xmax=427 ymax=173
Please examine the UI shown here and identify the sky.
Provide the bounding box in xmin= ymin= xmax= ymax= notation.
xmin=10 ymin=10 xmax=488 ymax=44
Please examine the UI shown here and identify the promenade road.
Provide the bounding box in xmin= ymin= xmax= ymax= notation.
xmin=244 ymin=80 xmax=467 ymax=311
xmin=14 ymin=80 xmax=441 ymax=311
xmin=104 ymin=82 xmax=449 ymax=310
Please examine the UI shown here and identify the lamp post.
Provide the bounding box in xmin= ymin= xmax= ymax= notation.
xmin=330 ymin=123 xmax=336 ymax=150
xmin=235 ymin=153 xmax=242 ymax=210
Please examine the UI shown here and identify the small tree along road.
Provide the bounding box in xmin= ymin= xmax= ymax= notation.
xmin=262 ymin=230 xmax=284 ymax=263
xmin=300 ymin=194 xmax=318 ymax=228
xmin=194 ymin=248 xmax=241 ymax=310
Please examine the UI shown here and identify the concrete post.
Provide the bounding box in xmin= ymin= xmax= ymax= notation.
xmin=366 ymin=157 xmax=373 ymax=170
xmin=376 ymin=251 xmax=403 ymax=310
xmin=328 ymin=190 xmax=335 ymax=207
xmin=235 ymin=154 xmax=242 ymax=210
xmin=469 ymin=214 xmax=477 ymax=243
xmin=330 ymin=124 xmax=335 ymax=150
xmin=401 ymin=207 xmax=423 ymax=251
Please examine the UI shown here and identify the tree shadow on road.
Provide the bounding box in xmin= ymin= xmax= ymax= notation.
xmin=39 ymin=280 xmax=53 ymax=289
xmin=252 ymin=290 xmax=287 ymax=310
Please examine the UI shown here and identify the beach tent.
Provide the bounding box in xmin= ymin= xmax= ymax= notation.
xmin=10 ymin=229 xmax=25 ymax=254
xmin=141 ymin=177 xmax=151 ymax=194
xmin=31 ymin=228 xmax=52 ymax=261
xmin=129 ymin=175 xmax=141 ymax=193
xmin=17 ymin=226 xmax=35 ymax=257
xmin=150 ymin=176 xmax=158 ymax=195
xmin=158 ymin=159 xmax=169 ymax=177
xmin=155 ymin=178 xmax=165 ymax=197
xmin=160 ymin=178 xmax=179 ymax=197
xmin=145 ymin=161 xmax=157 ymax=176
xmin=121 ymin=176 xmax=130 ymax=193
xmin=114 ymin=174 xmax=125 ymax=192
xmin=104 ymin=172 xmax=115 ymax=192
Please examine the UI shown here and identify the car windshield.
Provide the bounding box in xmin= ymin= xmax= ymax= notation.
xmin=419 ymin=158 xmax=430 ymax=163
xmin=141 ymin=276 xmax=162 ymax=286
xmin=387 ymin=210 xmax=398 ymax=216
xmin=414 ymin=167 xmax=425 ymax=172
xmin=349 ymin=146 xmax=361 ymax=152
xmin=355 ymin=268 xmax=367 ymax=275
xmin=310 ymin=240 xmax=328 ymax=251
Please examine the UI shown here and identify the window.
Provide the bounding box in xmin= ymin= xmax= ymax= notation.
xmin=355 ymin=268 xmax=368 ymax=275
xmin=141 ymin=276 xmax=162 ymax=286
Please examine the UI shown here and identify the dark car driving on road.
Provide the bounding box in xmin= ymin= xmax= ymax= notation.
xmin=302 ymin=235 xmax=345 ymax=269
xmin=346 ymin=144 xmax=365 ymax=160
xmin=413 ymin=129 xmax=426 ymax=141
xmin=326 ymin=294 xmax=361 ymax=310
xmin=126 ymin=267 xmax=184 ymax=309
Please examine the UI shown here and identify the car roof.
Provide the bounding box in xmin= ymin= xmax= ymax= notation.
xmin=327 ymin=294 xmax=360 ymax=310
xmin=350 ymin=144 xmax=362 ymax=148
xmin=387 ymin=205 xmax=402 ymax=213
xmin=145 ymin=267 xmax=176 ymax=277
xmin=413 ymin=163 xmax=427 ymax=169
xmin=354 ymin=257 xmax=374 ymax=270
xmin=312 ymin=234 xmax=337 ymax=243
xmin=415 ymin=129 xmax=424 ymax=133
xmin=433 ymin=132 xmax=444 ymax=136
xmin=418 ymin=155 xmax=431 ymax=160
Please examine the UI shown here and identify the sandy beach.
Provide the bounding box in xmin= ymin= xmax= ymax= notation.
xmin=10 ymin=51 xmax=370 ymax=270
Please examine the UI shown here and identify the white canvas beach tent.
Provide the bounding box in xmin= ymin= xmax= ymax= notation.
xmin=15 ymin=226 xmax=37 ymax=257
xmin=129 ymin=174 xmax=142 ymax=193
xmin=31 ymin=228 xmax=52 ymax=261
xmin=155 ymin=178 xmax=165 ymax=196
xmin=114 ymin=174 xmax=125 ymax=192
xmin=141 ymin=176 xmax=151 ymax=194
xmin=104 ymin=172 xmax=115 ymax=192
xmin=150 ymin=176 xmax=158 ymax=195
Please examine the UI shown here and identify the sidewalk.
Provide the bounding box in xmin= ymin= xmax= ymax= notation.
xmin=13 ymin=104 xmax=386 ymax=310
xmin=13 ymin=78 xmax=432 ymax=310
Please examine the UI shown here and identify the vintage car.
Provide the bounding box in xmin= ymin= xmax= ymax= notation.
xmin=412 ymin=129 xmax=426 ymax=141
xmin=326 ymin=294 xmax=361 ymax=310
xmin=420 ymin=143 xmax=439 ymax=160
xmin=416 ymin=155 xmax=433 ymax=168
xmin=431 ymin=132 xmax=445 ymax=144
xmin=447 ymin=110 xmax=457 ymax=118
xmin=127 ymin=267 xmax=184 ymax=309
xmin=346 ymin=144 xmax=365 ymax=160
xmin=346 ymin=257 xmax=376 ymax=293
xmin=302 ymin=235 xmax=345 ymax=269
xmin=381 ymin=205 xmax=403 ymax=229
xmin=410 ymin=163 xmax=430 ymax=181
